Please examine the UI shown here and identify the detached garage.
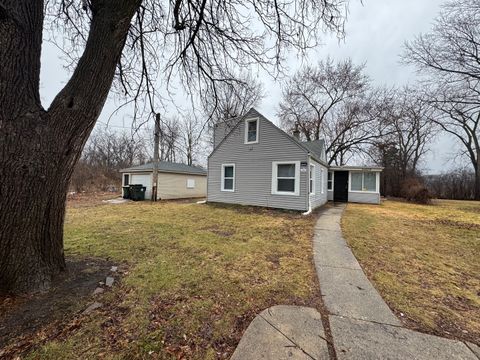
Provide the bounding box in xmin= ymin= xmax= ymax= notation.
xmin=120 ymin=162 xmax=207 ymax=200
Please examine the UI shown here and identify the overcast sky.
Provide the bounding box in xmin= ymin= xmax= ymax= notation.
xmin=40 ymin=0 xmax=460 ymax=174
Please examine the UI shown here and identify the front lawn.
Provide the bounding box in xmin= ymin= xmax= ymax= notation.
xmin=342 ymin=199 xmax=480 ymax=344
xmin=3 ymin=200 xmax=320 ymax=359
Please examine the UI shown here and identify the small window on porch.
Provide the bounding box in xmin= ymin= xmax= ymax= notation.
xmin=123 ymin=174 xmax=130 ymax=186
xmin=327 ymin=172 xmax=333 ymax=190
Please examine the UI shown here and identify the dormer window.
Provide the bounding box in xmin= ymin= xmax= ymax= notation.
xmin=245 ymin=118 xmax=259 ymax=144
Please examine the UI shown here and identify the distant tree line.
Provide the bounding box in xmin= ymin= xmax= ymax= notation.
xmin=70 ymin=113 xmax=208 ymax=192
xmin=425 ymin=168 xmax=477 ymax=200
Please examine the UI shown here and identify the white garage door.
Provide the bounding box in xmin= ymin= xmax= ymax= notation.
xmin=130 ymin=174 xmax=152 ymax=200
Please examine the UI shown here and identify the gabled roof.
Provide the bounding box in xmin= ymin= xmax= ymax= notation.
xmin=209 ymin=107 xmax=329 ymax=166
xmin=120 ymin=161 xmax=207 ymax=175
xmin=299 ymin=140 xmax=325 ymax=162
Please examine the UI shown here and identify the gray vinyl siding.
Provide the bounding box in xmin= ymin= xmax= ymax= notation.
xmin=327 ymin=191 xmax=334 ymax=201
xmin=214 ymin=121 xmax=238 ymax=148
xmin=208 ymin=111 xmax=309 ymax=211
xmin=309 ymin=158 xmax=328 ymax=210
xmin=348 ymin=192 xmax=380 ymax=204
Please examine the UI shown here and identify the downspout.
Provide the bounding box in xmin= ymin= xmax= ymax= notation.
xmin=302 ymin=155 xmax=312 ymax=216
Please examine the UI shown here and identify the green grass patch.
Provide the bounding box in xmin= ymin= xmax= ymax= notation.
xmin=29 ymin=201 xmax=319 ymax=359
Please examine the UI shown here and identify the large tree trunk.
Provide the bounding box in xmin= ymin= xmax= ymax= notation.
xmin=0 ymin=0 xmax=140 ymax=294
xmin=0 ymin=118 xmax=71 ymax=292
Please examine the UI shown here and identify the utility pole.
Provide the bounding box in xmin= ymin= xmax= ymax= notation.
xmin=152 ymin=113 xmax=160 ymax=201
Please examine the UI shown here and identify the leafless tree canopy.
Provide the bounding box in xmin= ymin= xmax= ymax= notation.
xmin=425 ymin=167 xmax=477 ymax=200
xmin=46 ymin=0 xmax=348 ymax=121
xmin=404 ymin=0 xmax=480 ymax=199
xmin=71 ymin=129 xmax=148 ymax=192
xmin=278 ymin=58 xmax=386 ymax=165
xmin=380 ymin=87 xmax=436 ymax=176
xmin=202 ymin=73 xmax=264 ymax=125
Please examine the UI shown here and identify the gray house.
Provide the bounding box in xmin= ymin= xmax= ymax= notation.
xmin=207 ymin=108 xmax=382 ymax=211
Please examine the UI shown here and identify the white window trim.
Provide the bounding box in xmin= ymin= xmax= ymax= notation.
xmin=309 ymin=164 xmax=315 ymax=195
xmin=186 ymin=178 xmax=195 ymax=189
xmin=271 ymin=161 xmax=300 ymax=196
xmin=221 ymin=163 xmax=235 ymax=192
xmin=244 ymin=117 xmax=259 ymax=144
xmin=327 ymin=171 xmax=334 ymax=191
xmin=348 ymin=171 xmax=380 ymax=193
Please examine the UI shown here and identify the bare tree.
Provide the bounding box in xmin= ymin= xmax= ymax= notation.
xmin=159 ymin=116 xmax=180 ymax=162
xmin=178 ymin=115 xmax=203 ymax=165
xmin=71 ymin=128 xmax=148 ymax=191
xmin=367 ymin=88 xmax=436 ymax=196
xmin=1 ymin=0 xmax=348 ymax=292
xmin=404 ymin=0 xmax=480 ymax=199
xmin=384 ymin=87 xmax=436 ymax=177
xmin=322 ymin=92 xmax=390 ymax=165
xmin=425 ymin=167 xmax=476 ymax=200
xmin=203 ymin=73 xmax=265 ymax=125
xmin=278 ymin=58 xmax=383 ymax=164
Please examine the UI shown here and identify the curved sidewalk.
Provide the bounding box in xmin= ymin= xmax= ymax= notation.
xmin=313 ymin=204 xmax=479 ymax=360
xmin=231 ymin=204 xmax=479 ymax=359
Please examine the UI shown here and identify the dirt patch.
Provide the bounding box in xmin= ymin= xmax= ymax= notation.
xmin=67 ymin=191 xmax=120 ymax=208
xmin=200 ymin=225 xmax=235 ymax=237
xmin=265 ymin=253 xmax=281 ymax=268
xmin=459 ymin=206 xmax=480 ymax=214
xmin=207 ymin=202 xmax=306 ymax=219
xmin=0 ymin=258 xmax=116 ymax=357
xmin=147 ymin=289 xmax=325 ymax=359
xmin=425 ymin=218 xmax=480 ymax=230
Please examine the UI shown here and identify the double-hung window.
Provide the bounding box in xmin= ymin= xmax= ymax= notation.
xmin=309 ymin=164 xmax=315 ymax=195
xmin=327 ymin=172 xmax=333 ymax=191
xmin=245 ymin=118 xmax=259 ymax=144
xmin=350 ymin=172 xmax=377 ymax=192
xmin=272 ymin=161 xmax=300 ymax=195
xmin=221 ymin=164 xmax=235 ymax=192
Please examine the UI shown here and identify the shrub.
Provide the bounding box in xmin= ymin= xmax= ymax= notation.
xmin=401 ymin=177 xmax=432 ymax=204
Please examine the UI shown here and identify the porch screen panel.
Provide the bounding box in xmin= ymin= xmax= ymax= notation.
xmin=350 ymin=173 xmax=362 ymax=191
xmin=364 ymin=173 xmax=376 ymax=191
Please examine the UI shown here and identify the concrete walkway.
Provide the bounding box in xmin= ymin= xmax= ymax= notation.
xmin=314 ymin=204 xmax=478 ymax=359
xmin=231 ymin=204 xmax=480 ymax=360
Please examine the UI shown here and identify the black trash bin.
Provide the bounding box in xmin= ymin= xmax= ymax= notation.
xmin=122 ymin=186 xmax=131 ymax=199
xmin=129 ymin=184 xmax=146 ymax=201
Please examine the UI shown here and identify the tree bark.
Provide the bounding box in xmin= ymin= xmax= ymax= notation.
xmin=0 ymin=0 xmax=140 ymax=293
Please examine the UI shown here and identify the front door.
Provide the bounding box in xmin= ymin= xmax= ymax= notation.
xmin=334 ymin=171 xmax=348 ymax=202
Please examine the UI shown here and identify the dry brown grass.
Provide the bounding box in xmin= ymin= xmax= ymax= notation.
xmin=342 ymin=199 xmax=480 ymax=344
